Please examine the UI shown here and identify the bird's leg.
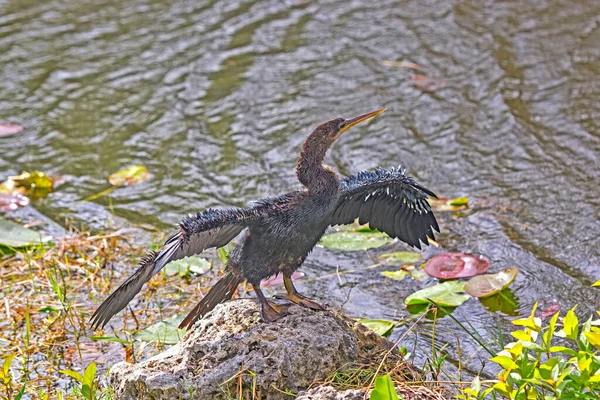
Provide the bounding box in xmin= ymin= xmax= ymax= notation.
xmin=252 ymin=285 xmax=290 ymax=322
xmin=277 ymin=274 xmax=326 ymax=311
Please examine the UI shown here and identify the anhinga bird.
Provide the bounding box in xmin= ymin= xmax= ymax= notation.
xmin=90 ymin=109 xmax=439 ymax=330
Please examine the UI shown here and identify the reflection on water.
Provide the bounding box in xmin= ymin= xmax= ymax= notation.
xmin=1 ymin=0 xmax=599 ymax=377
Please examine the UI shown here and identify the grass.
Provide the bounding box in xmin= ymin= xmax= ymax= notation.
xmin=0 ymin=226 xmax=221 ymax=399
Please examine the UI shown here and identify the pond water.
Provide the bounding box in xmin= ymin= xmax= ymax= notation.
xmin=1 ymin=0 xmax=599 ymax=381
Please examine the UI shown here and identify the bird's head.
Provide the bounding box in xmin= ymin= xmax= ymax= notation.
xmin=314 ymin=108 xmax=387 ymax=145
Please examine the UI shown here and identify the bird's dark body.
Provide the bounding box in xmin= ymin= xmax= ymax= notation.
xmin=90 ymin=109 xmax=440 ymax=330
xmin=231 ymin=189 xmax=337 ymax=285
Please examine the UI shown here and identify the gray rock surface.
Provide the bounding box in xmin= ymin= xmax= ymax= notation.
xmin=297 ymin=386 xmax=366 ymax=400
xmin=110 ymin=299 xmax=392 ymax=399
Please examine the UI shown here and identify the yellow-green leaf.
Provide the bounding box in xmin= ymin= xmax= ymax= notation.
xmin=563 ymin=307 xmax=579 ymax=341
xmin=584 ymin=331 xmax=600 ymax=350
xmin=490 ymin=355 xmax=517 ymax=370
xmin=108 ymin=165 xmax=150 ymax=186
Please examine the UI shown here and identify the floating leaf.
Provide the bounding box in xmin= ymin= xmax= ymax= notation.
xmin=134 ymin=315 xmax=186 ymax=344
xmin=381 ymin=270 xmax=408 ymax=281
xmin=0 ymin=219 xmax=51 ymax=247
xmin=319 ymin=230 xmax=394 ymax=251
xmin=0 ymin=122 xmax=23 ymax=137
xmin=378 ymin=251 xmax=422 ymax=265
xmin=0 ymin=193 xmax=29 ymax=211
xmin=89 ymin=336 xmax=131 ymax=345
xmin=424 ymin=252 xmax=490 ymax=279
xmin=479 ymin=288 xmax=519 ymax=316
xmin=261 ymin=271 xmax=305 ymax=288
xmin=381 ymin=60 xmax=424 ymax=70
xmin=405 ymin=280 xmax=470 ymax=307
xmin=429 ymin=197 xmax=469 ymax=212
xmin=409 ymin=74 xmax=446 ymax=92
xmin=356 ymin=319 xmax=395 ymax=337
xmin=465 ymin=268 xmax=518 ymax=298
xmin=108 ymin=165 xmax=149 ymax=186
xmin=370 ymin=374 xmax=399 ymax=400
xmin=536 ymin=299 xmax=561 ymax=319
xmin=1 ymin=171 xmax=54 ymax=199
xmin=164 ymin=256 xmax=211 ymax=276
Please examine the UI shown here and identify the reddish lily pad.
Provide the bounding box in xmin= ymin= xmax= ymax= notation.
xmin=108 ymin=165 xmax=150 ymax=186
xmin=261 ymin=271 xmax=305 ymax=288
xmin=0 ymin=193 xmax=29 ymax=211
xmin=536 ymin=299 xmax=561 ymax=319
xmin=409 ymin=74 xmax=446 ymax=92
xmin=0 ymin=122 xmax=23 ymax=137
xmin=424 ymin=252 xmax=490 ymax=279
xmin=465 ymin=268 xmax=518 ymax=298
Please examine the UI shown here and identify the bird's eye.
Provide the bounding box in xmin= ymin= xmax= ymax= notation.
xmin=338 ymin=121 xmax=347 ymax=129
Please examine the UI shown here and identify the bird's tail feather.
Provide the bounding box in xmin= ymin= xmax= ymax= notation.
xmin=179 ymin=272 xmax=241 ymax=329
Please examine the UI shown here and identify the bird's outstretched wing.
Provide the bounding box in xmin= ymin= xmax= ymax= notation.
xmin=90 ymin=207 xmax=258 ymax=329
xmin=330 ymin=167 xmax=439 ymax=249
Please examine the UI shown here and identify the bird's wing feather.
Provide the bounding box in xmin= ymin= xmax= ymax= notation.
xmin=90 ymin=207 xmax=259 ymax=329
xmin=330 ymin=167 xmax=439 ymax=249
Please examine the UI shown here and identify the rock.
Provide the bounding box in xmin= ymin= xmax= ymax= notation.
xmin=110 ymin=299 xmax=392 ymax=399
xmin=297 ymin=386 xmax=365 ymax=400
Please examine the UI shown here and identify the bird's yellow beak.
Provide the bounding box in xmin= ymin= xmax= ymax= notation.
xmin=339 ymin=108 xmax=387 ymax=135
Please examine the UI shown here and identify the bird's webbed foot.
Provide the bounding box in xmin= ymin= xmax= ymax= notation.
xmin=275 ymin=274 xmax=326 ymax=311
xmin=253 ymin=285 xmax=291 ymax=322
xmin=260 ymin=301 xmax=292 ymax=322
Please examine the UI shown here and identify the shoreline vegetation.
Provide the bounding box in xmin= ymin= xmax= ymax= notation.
xmin=2 ymin=225 xmax=600 ymax=399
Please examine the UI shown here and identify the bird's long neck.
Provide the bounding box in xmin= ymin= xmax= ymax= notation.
xmin=296 ymin=133 xmax=339 ymax=196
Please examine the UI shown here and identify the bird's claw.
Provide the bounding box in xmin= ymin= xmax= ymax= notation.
xmin=275 ymin=293 xmax=326 ymax=311
xmin=260 ymin=301 xmax=291 ymax=322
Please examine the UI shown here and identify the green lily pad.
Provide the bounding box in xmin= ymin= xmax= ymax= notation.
xmin=381 ymin=270 xmax=408 ymax=281
xmin=108 ymin=165 xmax=150 ymax=186
xmin=479 ymin=288 xmax=519 ymax=316
xmin=378 ymin=251 xmax=422 ymax=265
xmin=405 ymin=280 xmax=470 ymax=307
xmin=164 ymin=256 xmax=211 ymax=276
xmin=134 ymin=315 xmax=186 ymax=344
xmin=355 ymin=319 xmax=395 ymax=337
xmin=465 ymin=268 xmax=518 ymax=298
xmin=0 ymin=219 xmax=51 ymax=247
xmin=318 ymin=231 xmax=394 ymax=251
xmin=429 ymin=196 xmax=469 ymax=212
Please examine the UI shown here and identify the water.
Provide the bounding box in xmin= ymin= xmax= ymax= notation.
xmin=1 ymin=0 xmax=599 ymax=380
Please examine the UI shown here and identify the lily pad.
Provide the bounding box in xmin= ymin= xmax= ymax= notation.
xmin=164 ymin=256 xmax=211 ymax=276
xmin=465 ymin=268 xmax=518 ymax=298
xmin=429 ymin=197 xmax=469 ymax=212
xmin=134 ymin=315 xmax=186 ymax=344
xmin=319 ymin=230 xmax=394 ymax=251
xmin=405 ymin=280 xmax=470 ymax=307
xmin=0 ymin=219 xmax=51 ymax=247
xmin=355 ymin=318 xmax=395 ymax=337
xmin=479 ymin=288 xmax=519 ymax=316
xmin=0 ymin=193 xmax=29 ymax=211
xmin=424 ymin=252 xmax=490 ymax=279
xmin=378 ymin=251 xmax=422 ymax=265
xmin=381 ymin=270 xmax=408 ymax=281
xmin=0 ymin=122 xmax=23 ymax=137
xmin=108 ymin=165 xmax=150 ymax=186
xmin=261 ymin=271 xmax=305 ymax=288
